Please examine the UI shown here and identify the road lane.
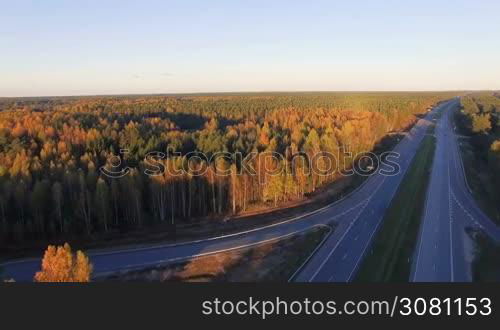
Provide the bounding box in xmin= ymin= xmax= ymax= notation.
xmin=412 ymin=98 xmax=500 ymax=282
xmin=412 ymin=103 xmax=453 ymax=282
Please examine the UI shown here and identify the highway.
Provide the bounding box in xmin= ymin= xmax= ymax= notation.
xmin=0 ymin=101 xmax=448 ymax=282
xmin=411 ymin=98 xmax=500 ymax=282
xmin=294 ymin=103 xmax=440 ymax=282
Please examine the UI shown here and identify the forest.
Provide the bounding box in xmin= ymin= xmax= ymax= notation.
xmin=0 ymin=92 xmax=455 ymax=246
xmin=456 ymin=93 xmax=500 ymax=221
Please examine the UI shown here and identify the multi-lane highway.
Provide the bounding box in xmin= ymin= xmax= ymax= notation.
xmin=294 ymin=103 xmax=440 ymax=282
xmin=0 ymin=100 xmax=453 ymax=282
xmin=412 ymin=98 xmax=500 ymax=282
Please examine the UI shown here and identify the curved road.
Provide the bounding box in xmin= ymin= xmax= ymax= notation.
xmin=1 ymin=100 xmax=452 ymax=282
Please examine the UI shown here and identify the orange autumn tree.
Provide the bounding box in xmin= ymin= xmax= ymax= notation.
xmin=34 ymin=243 xmax=93 ymax=282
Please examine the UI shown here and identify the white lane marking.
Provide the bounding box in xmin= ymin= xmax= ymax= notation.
xmin=94 ymin=224 xmax=330 ymax=279
xmin=308 ymin=198 xmax=372 ymax=282
xmin=446 ymin=107 xmax=454 ymax=283
xmin=452 ymin=192 xmax=476 ymax=226
xmin=288 ymin=225 xmax=333 ymax=282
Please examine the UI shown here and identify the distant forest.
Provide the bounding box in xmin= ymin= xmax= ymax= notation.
xmin=0 ymin=92 xmax=455 ymax=244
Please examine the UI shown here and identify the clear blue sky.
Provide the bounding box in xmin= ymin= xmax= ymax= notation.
xmin=1 ymin=0 xmax=499 ymax=96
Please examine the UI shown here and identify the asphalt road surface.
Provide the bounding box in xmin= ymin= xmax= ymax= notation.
xmin=411 ymin=98 xmax=500 ymax=282
xmin=1 ymin=100 xmax=451 ymax=282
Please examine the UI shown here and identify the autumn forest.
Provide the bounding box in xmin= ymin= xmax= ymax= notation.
xmin=0 ymin=93 xmax=456 ymax=248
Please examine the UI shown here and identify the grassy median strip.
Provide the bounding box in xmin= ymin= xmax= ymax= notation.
xmin=355 ymin=129 xmax=436 ymax=282
xmin=100 ymin=225 xmax=331 ymax=282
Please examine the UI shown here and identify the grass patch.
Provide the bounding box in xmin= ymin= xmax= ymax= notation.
xmin=100 ymin=225 xmax=331 ymax=282
xmin=469 ymin=228 xmax=500 ymax=282
xmin=354 ymin=129 xmax=436 ymax=282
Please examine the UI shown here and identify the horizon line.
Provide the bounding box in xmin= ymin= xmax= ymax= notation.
xmin=1 ymin=89 xmax=498 ymax=99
